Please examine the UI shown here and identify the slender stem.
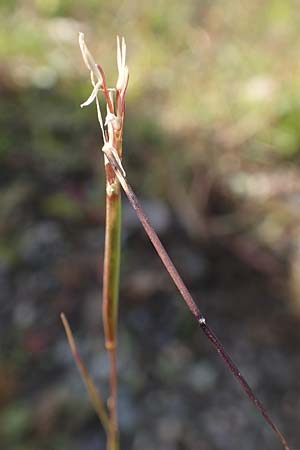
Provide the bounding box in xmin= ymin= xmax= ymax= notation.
xmin=60 ymin=313 xmax=109 ymax=432
xmin=103 ymin=145 xmax=290 ymax=450
xmin=102 ymin=180 xmax=121 ymax=349
xmin=79 ymin=33 xmax=127 ymax=450
xmin=107 ymin=348 xmax=119 ymax=450
xmin=102 ymin=160 xmax=121 ymax=450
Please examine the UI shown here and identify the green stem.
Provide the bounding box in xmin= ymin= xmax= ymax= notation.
xmin=103 ymin=183 xmax=121 ymax=348
xmin=102 ymin=163 xmax=121 ymax=450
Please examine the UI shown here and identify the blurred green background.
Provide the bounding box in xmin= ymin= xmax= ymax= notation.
xmin=1 ymin=1 xmax=300 ymax=449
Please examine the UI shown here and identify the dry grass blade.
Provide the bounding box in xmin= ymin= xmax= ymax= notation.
xmin=102 ymin=145 xmax=290 ymax=450
xmin=60 ymin=313 xmax=109 ymax=432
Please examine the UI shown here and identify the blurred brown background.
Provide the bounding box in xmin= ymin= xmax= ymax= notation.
xmin=1 ymin=1 xmax=300 ymax=449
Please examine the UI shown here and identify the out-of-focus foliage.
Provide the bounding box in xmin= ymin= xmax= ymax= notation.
xmin=1 ymin=0 xmax=300 ymax=164
xmin=1 ymin=2 xmax=300 ymax=450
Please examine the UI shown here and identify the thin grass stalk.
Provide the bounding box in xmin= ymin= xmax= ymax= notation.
xmin=60 ymin=313 xmax=109 ymax=432
xmin=78 ymin=33 xmax=128 ymax=450
xmin=102 ymin=159 xmax=121 ymax=450
xmin=102 ymin=145 xmax=290 ymax=450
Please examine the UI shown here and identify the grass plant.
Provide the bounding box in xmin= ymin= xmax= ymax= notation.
xmin=61 ymin=33 xmax=290 ymax=450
